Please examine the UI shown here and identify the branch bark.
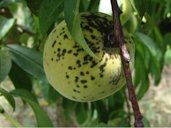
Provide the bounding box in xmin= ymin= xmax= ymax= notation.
xmin=110 ymin=0 xmax=144 ymax=127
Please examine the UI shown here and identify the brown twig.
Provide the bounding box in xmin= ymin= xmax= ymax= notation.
xmin=110 ymin=0 xmax=144 ymax=127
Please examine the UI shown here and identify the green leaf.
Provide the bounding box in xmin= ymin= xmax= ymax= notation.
xmin=9 ymin=62 xmax=32 ymax=91
xmin=11 ymin=89 xmax=38 ymax=103
xmin=64 ymin=0 xmax=97 ymax=59
xmin=0 ymin=16 xmax=15 ymax=40
xmin=135 ymin=32 xmax=162 ymax=60
xmin=39 ymin=0 xmax=64 ymax=36
xmin=0 ymin=88 xmax=15 ymax=111
xmin=7 ymin=44 xmax=47 ymax=82
xmin=11 ymin=89 xmax=53 ymax=127
xmin=0 ymin=49 xmax=12 ymax=83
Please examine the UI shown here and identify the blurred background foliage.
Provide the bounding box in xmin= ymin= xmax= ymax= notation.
xmin=0 ymin=0 xmax=171 ymax=127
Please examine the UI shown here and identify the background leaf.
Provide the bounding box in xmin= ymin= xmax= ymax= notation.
xmin=9 ymin=62 xmax=32 ymax=91
xmin=11 ymin=89 xmax=53 ymax=127
xmin=0 ymin=88 xmax=15 ymax=111
xmin=7 ymin=44 xmax=47 ymax=82
xmin=0 ymin=49 xmax=12 ymax=83
xmin=0 ymin=16 xmax=15 ymax=40
xmin=39 ymin=0 xmax=64 ymax=36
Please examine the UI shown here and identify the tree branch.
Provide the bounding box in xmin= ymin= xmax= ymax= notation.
xmin=110 ymin=0 xmax=144 ymax=127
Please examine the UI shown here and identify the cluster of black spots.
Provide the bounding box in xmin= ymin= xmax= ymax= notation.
xmin=51 ymin=40 xmax=56 ymax=48
xmin=81 ymin=21 xmax=93 ymax=33
xmin=55 ymin=48 xmax=68 ymax=62
xmin=81 ymin=13 xmax=115 ymax=49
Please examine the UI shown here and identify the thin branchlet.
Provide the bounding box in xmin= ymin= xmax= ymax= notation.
xmin=110 ymin=0 xmax=144 ymax=127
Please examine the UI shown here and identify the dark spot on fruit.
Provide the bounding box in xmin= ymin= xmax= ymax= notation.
xmin=60 ymin=31 xmax=65 ymax=35
xmin=90 ymin=76 xmax=95 ymax=80
xmin=59 ymin=42 xmax=61 ymax=45
xmin=68 ymin=66 xmax=73 ymax=70
xmin=65 ymin=72 xmax=69 ymax=79
xmin=73 ymin=52 xmax=79 ymax=56
xmin=84 ymin=55 xmax=93 ymax=61
xmin=80 ymin=71 xmax=84 ymax=76
xmin=68 ymin=50 xmax=72 ymax=54
xmin=100 ymin=74 xmax=104 ymax=78
xmin=54 ymin=51 xmax=56 ymax=54
xmin=73 ymin=44 xmax=79 ymax=48
xmin=99 ymin=63 xmax=106 ymax=72
xmin=82 ymin=61 xmax=89 ymax=65
xmin=52 ymin=40 xmax=56 ymax=48
xmin=82 ymin=25 xmax=93 ymax=33
xmin=76 ymin=60 xmax=81 ymax=67
xmin=105 ymin=58 xmax=108 ymax=62
xmin=63 ymin=34 xmax=68 ymax=40
xmin=62 ymin=49 xmax=66 ymax=56
xmin=90 ymin=61 xmax=98 ymax=68
xmin=86 ymin=71 xmax=89 ymax=74
xmin=75 ymin=76 xmax=79 ymax=83
xmin=77 ymin=48 xmax=84 ymax=52
xmin=81 ymin=80 xmax=87 ymax=84
xmin=57 ymin=48 xmax=61 ymax=52
xmin=76 ymin=85 xmax=80 ymax=88
xmin=51 ymin=58 xmax=53 ymax=61
xmin=73 ymin=89 xmax=80 ymax=93
xmin=83 ymin=85 xmax=88 ymax=88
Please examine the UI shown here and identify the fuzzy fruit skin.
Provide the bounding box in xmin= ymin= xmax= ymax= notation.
xmin=43 ymin=12 xmax=134 ymax=102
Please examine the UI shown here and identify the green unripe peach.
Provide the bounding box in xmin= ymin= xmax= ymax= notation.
xmin=43 ymin=12 xmax=134 ymax=102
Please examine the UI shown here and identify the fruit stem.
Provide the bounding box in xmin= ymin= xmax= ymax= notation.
xmin=110 ymin=0 xmax=144 ymax=127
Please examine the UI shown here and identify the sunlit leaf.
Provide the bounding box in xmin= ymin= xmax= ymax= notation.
xmin=0 ymin=16 xmax=15 ymax=40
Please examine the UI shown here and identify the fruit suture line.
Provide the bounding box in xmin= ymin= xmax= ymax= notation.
xmin=110 ymin=0 xmax=144 ymax=127
xmin=43 ymin=12 xmax=134 ymax=102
